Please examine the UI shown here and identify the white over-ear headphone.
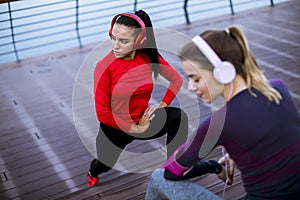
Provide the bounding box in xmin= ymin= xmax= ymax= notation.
xmin=192 ymin=35 xmax=236 ymax=84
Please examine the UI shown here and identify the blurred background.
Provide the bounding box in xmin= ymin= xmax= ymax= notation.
xmin=0 ymin=1 xmax=298 ymax=200
xmin=0 ymin=0 xmax=290 ymax=64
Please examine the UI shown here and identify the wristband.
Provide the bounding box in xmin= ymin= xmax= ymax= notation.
xmin=161 ymin=143 xmax=192 ymax=177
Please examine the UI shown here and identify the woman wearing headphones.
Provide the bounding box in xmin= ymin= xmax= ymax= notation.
xmin=147 ymin=25 xmax=300 ymax=199
xmin=88 ymin=10 xmax=189 ymax=187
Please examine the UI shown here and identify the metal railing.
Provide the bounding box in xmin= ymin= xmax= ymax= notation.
xmin=0 ymin=0 xmax=281 ymax=64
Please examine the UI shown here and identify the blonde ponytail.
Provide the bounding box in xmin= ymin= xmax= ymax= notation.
xmin=228 ymin=26 xmax=282 ymax=104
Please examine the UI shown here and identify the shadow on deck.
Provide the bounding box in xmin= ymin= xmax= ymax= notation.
xmin=0 ymin=1 xmax=299 ymax=199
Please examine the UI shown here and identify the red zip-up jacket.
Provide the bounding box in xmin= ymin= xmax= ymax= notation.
xmin=94 ymin=51 xmax=182 ymax=132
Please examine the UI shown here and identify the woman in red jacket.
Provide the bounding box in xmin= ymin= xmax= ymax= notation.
xmin=88 ymin=10 xmax=188 ymax=186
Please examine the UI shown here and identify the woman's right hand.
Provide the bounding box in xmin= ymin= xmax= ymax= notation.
xmin=139 ymin=106 xmax=156 ymax=127
xmin=129 ymin=106 xmax=156 ymax=134
xmin=129 ymin=124 xmax=149 ymax=134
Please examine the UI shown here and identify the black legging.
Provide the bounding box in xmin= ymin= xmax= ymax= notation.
xmin=89 ymin=107 xmax=188 ymax=177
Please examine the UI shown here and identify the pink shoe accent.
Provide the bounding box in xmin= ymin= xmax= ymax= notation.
xmin=87 ymin=173 xmax=99 ymax=187
xmin=161 ymin=143 xmax=192 ymax=177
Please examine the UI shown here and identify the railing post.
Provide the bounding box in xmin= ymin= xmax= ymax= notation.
xmin=133 ymin=0 xmax=138 ymax=12
xmin=75 ymin=0 xmax=82 ymax=48
xmin=183 ymin=0 xmax=191 ymax=24
xmin=228 ymin=0 xmax=235 ymax=15
xmin=8 ymin=2 xmax=20 ymax=62
xmin=270 ymin=0 xmax=274 ymax=6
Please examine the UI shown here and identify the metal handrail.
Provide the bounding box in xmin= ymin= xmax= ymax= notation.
xmin=75 ymin=0 xmax=82 ymax=48
xmin=0 ymin=0 xmax=282 ymax=64
xmin=7 ymin=2 xmax=19 ymax=62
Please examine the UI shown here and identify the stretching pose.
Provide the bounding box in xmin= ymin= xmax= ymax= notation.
xmin=148 ymin=25 xmax=300 ymax=199
xmin=87 ymin=10 xmax=188 ymax=187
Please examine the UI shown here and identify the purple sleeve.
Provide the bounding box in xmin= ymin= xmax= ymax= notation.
xmin=176 ymin=105 xmax=226 ymax=167
xmin=176 ymin=117 xmax=211 ymax=166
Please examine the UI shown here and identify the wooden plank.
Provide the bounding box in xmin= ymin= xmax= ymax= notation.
xmin=0 ymin=1 xmax=299 ymax=200
xmin=60 ymin=148 xmax=245 ymax=200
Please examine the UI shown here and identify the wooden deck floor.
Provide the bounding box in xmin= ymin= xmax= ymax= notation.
xmin=1 ymin=1 xmax=299 ymax=199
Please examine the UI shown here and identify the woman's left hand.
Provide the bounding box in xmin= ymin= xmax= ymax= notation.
xmin=216 ymin=153 xmax=235 ymax=185
xmin=158 ymin=101 xmax=168 ymax=108
xmin=139 ymin=106 xmax=156 ymax=127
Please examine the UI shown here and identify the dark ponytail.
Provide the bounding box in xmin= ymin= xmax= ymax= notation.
xmin=135 ymin=10 xmax=160 ymax=79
